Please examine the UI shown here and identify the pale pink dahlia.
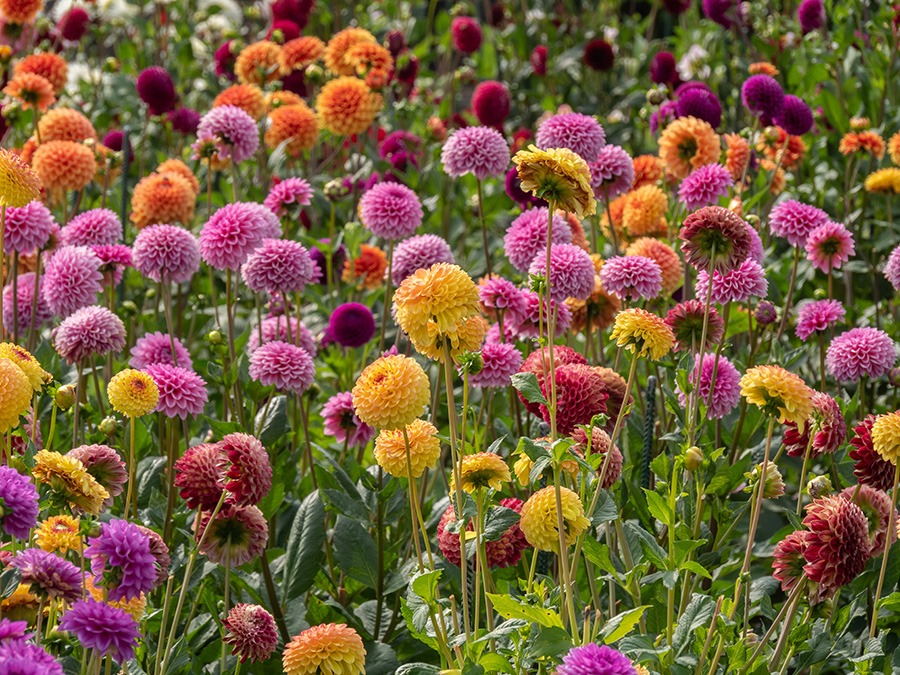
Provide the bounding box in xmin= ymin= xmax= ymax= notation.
xmin=504 ymin=207 xmax=571 ymax=272
xmin=804 ymin=221 xmax=854 ymax=272
xmin=2 ymin=272 xmax=51 ymax=334
xmin=535 ymin=112 xmax=605 ymax=162
xmin=60 ymin=209 xmax=122 ymax=247
xmin=695 ymin=258 xmax=767 ymax=304
xmin=264 ymin=177 xmax=313 ymax=216
xmin=795 ymin=300 xmax=845 ymax=341
xmin=769 ymin=199 xmax=830 ymax=247
xmin=358 ymin=182 xmax=423 ymax=240
xmin=54 ymin=305 xmax=126 ymax=364
xmin=678 ymin=163 xmax=733 ymax=210
xmin=4 ymin=201 xmax=54 ymax=254
xmin=132 ymin=224 xmax=201 ymax=284
xmin=826 ymin=327 xmax=896 ymax=382
xmin=589 ymin=144 xmax=634 ymax=200
xmin=599 ymin=255 xmax=663 ymax=301
xmin=241 ymin=238 xmax=314 ymax=294
xmin=145 ymin=364 xmax=208 ymax=419
xmin=479 ymin=276 xmax=526 ymax=320
xmin=676 ymin=353 xmax=741 ymax=419
xmin=530 ymin=243 xmax=596 ymax=302
xmin=248 ymin=340 xmax=315 ymax=394
xmin=441 ymin=126 xmax=509 ymax=180
xmin=42 ymin=246 xmax=103 ymax=317
xmin=321 ymin=392 xmax=375 ymax=448
xmin=469 ymin=341 xmax=524 ymax=388
xmin=130 ymin=331 xmax=192 ymax=370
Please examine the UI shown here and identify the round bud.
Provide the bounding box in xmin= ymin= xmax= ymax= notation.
xmin=55 ymin=385 xmax=76 ymax=411
xmin=684 ymin=446 xmax=703 ymax=472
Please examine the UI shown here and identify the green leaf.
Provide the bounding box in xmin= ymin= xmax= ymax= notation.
xmin=478 ymin=652 xmax=514 ymax=673
xmin=487 ymin=594 xmax=564 ymax=628
xmin=601 ymin=605 xmax=649 ymax=643
xmin=395 ymin=665 xmax=440 ymax=675
xmin=256 ymin=395 xmax=289 ymax=448
xmin=333 ymin=516 xmax=379 ymax=588
xmin=673 ymin=595 xmax=714 ymax=655
xmin=484 ymin=506 xmax=520 ymax=541
xmin=526 ymin=626 xmax=573 ymax=659
xmin=679 ymin=561 xmax=711 ymax=579
xmin=591 ymin=489 xmax=618 ymax=526
xmin=643 ymin=489 xmax=673 ymax=527
xmin=583 ymin=538 xmax=619 ymax=579
xmin=511 ymin=372 xmax=548 ymax=405
xmin=283 ymin=491 xmax=325 ymax=599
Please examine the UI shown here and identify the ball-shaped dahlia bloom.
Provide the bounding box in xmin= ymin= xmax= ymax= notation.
xmin=694 ymin=258 xmax=768 ymax=304
xmin=282 ymin=623 xmax=366 ymax=675
xmin=839 ymin=485 xmax=896 ymax=556
xmin=599 ymin=255 xmax=663 ymax=301
xmin=826 ymin=327 xmax=896 ymax=382
xmin=136 ymin=66 xmax=177 ymax=116
xmin=679 ymin=206 xmax=751 ymax=274
xmin=2 ymin=272 xmax=51 ymax=334
xmin=469 ymin=341 xmax=523 ymax=388
xmin=145 ymin=364 xmax=208 ymax=419
xmin=504 ymin=207 xmax=571 ymax=272
xmin=775 ymin=95 xmax=814 ymax=136
xmin=131 ymin=224 xmax=200 ymax=285
xmin=529 ymin=243 xmax=596 ymax=302
xmin=768 ymin=199 xmax=830 ymax=248
xmin=741 ymin=74 xmax=784 ymax=119
xmin=241 ymin=238 xmax=314 ymax=294
xmin=85 ymin=519 xmax=157 ymax=602
xmin=327 ymin=302 xmax=375 ymax=349
xmin=535 ymin=113 xmax=606 ymax=163
xmin=198 ymin=503 xmax=268 ymax=567
xmin=678 ymin=164 xmax=733 ymax=210
xmin=391 ymin=234 xmax=454 ymax=286
xmin=450 ymin=16 xmax=483 ymax=54
xmin=248 ymin=340 xmax=315 ymax=395
xmin=884 ymin=244 xmax=900 ymax=290
xmin=589 ymin=145 xmax=634 ymax=201
xmin=58 ymin=599 xmax=140 ymax=663
xmin=582 ymin=39 xmax=614 ymax=71
xmin=200 ymin=202 xmax=277 ymax=270
xmin=471 ymin=80 xmax=510 ymax=127
xmin=108 ymin=369 xmax=159 ymax=418
xmin=740 ymin=364 xmax=813 ymax=428
xmin=849 ymin=416 xmax=896 ymax=491
xmin=10 ymin=548 xmax=82 ymax=602
xmin=557 ymin=643 xmax=637 ymax=675
xmin=4 ymin=200 xmax=54 ymax=254
xmin=437 ymin=497 xmax=527 ymax=568
xmin=195 ymin=105 xmax=260 ymax=164
xmin=60 ymin=209 xmax=122 ymax=247
xmin=358 ymin=182 xmax=423 ymax=240
xmin=441 ymin=126 xmax=509 ymax=180
xmin=223 ymin=604 xmax=279 ymax=663
xmin=352 ymin=355 xmax=430 ymax=429
xmin=804 ymin=221 xmax=854 ymax=273
xmin=520 ymin=486 xmax=590 ymax=552
xmin=677 ymin=353 xmax=742 ymax=419
xmin=130 ymin=331 xmax=192 ymax=370
xmin=781 ymin=390 xmax=846 ymax=458
xmin=802 ymin=495 xmax=870 ymax=602
xmin=676 ymin=86 xmax=723 ymax=129
xmin=42 ymin=246 xmax=103 ymax=317
xmin=0 ymin=465 xmax=39 ymax=539
xmin=52 ymin=305 xmax=125 ymax=364
xmin=540 ymin=363 xmax=608 ymax=436
xmin=798 ymin=0 xmax=825 ymax=33
xmin=373 ymin=418 xmax=440 ymax=478
xmin=795 ymin=300 xmax=845 ymax=341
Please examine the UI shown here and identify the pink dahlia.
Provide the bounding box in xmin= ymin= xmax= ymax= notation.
xmin=195 ymin=105 xmax=260 ymax=164
xmin=248 ymin=340 xmax=315 ymax=395
xmin=884 ymin=245 xmax=900 ymax=290
xmin=241 ymin=238 xmax=314 ymax=294
xmin=358 ymin=182 xmax=423 ymax=241
xmin=782 ymin=390 xmax=846 ymax=458
xmin=218 ymin=433 xmax=272 ymax=507
xmin=42 ymin=246 xmax=103 ymax=317
xmin=695 ymin=258 xmax=768 ymax=304
xmin=174 ymin=443 xmax=225 ymax=510
xmin=200 ymin=202 xmax=275 ymax=270
xmin=248 ymin=315 xmax=316 ymax=355
xmin=535 ymin=113 xmax=606 ymax=162
xmin=795 ymin=300 xmax=845 ymax=341
xmin=506 ymin=289 xmax=572 ymax=339
xmin=68 ymin=444 xmax=127 ymax=506
xmin=530 ymin=243 xmax=596 ymax=302
xmin=678 ymin=164 xmax=733 ymax=210
xmin=772 ymin=530 xmax=807 ymax=593
xmin=598 ymin=255 xmax=663 ymax=301
xmin=503 ymin=207 xmax=571 ymax=272
xmin=130 ymin=331 xmax=192 ymax=370
xmin=92 ymin=244 xmax=133 ymax=286
xmin=541 ymin=363 xmax=608 ymax=435
xmin=471 ymin=81 xmax=510 ymax=127
xmin=145 ymin=364 xmax=208 ymax=419
xmin=840 ymin=485 xmax=897 ymax=557
xmin=450 ymin=16 xmax=483 ymax=54
xmin=391 ymin=234 xmax=454 ymax=285
xmin=132 ymin=224 xmax=201 ymax=284
xmin=826 ymin=327 xmax=896 ymax=382
xmin=198 ymin=503 xmax=268 ymax=567
xmin=136 ymin=66 xmax=177 ymax=116
xmin=264 ymin=177 xmax=313 ymax=216
xmin=802 ymin=495 xmax=870 ymax=602
xmin=747 ymin=223 xmax=765 ymax=262
xmin=804 ymin=221 xmax=854 ymax=272
xmin=769 ymin=199 xmax=830 ymax=247
xmin=676 ymin=353 xmax=742 ymax=419
xmin=517 ymin=345 xmax=587 ymax=415
xmin=849 ymin=416 xmax=896 ymax=491
xmin=54 ymin=305 xmax=125 ymax=364
xmin=589 ymin=145 xmax=634 ymax=201
xmin=2 ymin=272 xmax=51 ymax=334
xmin=4 ymin=201 xmax=54 ymax=253
xmin=571 ymin=426 xmax=623 ymax=487
xmin=60 ymin=209 xmax=122 ymax=247
xmin=223 ymin=604 xmax=279 ymax=663
xmin=680 ymin=206 xmax=752 ymax=274
xmin=479 ymin=276 xmax=526 ymax=320
xmin=321 ymin=392 xmax=375 ymax=449
xmin=441 ymin=126 xmax=509 ymax=180
xmin=469 ymin=341 xmax=523 ymax=388
xmin=437 ymin=497 xmax=526 ymax=568
xmin=664 ymin=299 xmax=725 ymax=352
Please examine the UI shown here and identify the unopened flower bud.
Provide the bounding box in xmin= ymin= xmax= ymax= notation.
xmin=806 ymin=475 xmax=832 ymax=499
xmin=458 ymin=352 xmax=484 ymax=377
xmin=748 ymin=462 xmax=785 ymax=499
xmin=764 ymin=126 xmax=781 ymax=142
xmin=888 ymin=367 xmax=900 ymax=388
xmin=684 ymin=446 xmax=703 ymax=472
xmin=98 ymin=417 xmax=118 ymax=436
xmin=207 ymin=330 xmax=224 ymax=346
xmin=55 ymin=384 xmax=76 ymax=410
xmin=646 ymin=89 xmax=666 ymax=105
xmin=324 ymin=179 xmax=348 ymax=201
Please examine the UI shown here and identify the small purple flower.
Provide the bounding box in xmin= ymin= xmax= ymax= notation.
xmin=58 ymin=599 xmax=141 ymax=663
xmin=85 ymin=519 xmax=158 ymax=601
xmin=0 ymin=465 xmax=39 ymax=539
xmin=328 ymin=303 xmax=376 ymax=348
xmin=599 ymin=255 xmax=663 ymax=301
xmin=321 ymin=392 xmax=375 ymax=448
xmin=11 ymin=549 xmax=82 ymax=602
xmin=557 ymin=643 xmax=637 ymax=675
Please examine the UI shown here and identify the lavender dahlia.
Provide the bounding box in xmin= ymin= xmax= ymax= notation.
xmin=53 ymin=305 xmax=126 ymax=364
xmin=58 ymin=599 xmax=141 ymax=663
xmin=130 ymin=331 xmax=192 ymax=370
xmin=677 ymin=354 xmax=742 ymax=419
xmin=599 ymin=255 xmax=663 ymax=301
xmin=241 ymin=238 xmax=314 ymax=294
xmin=441 ymin=126 xmax=509 ymax=180
xmin=884 ymin=245 xmax=900 ymax=290
xmin=85 ymin=519 xmax=158 ymax=601
xmin=0 ymin=465 xmax=39 ymax=538
xmin=506 ymin=290 xmax=572 ymax=340
xmin=10 ymin=548 xmax=82 ymax=602
xmin=391 ymin=234 xmax=454 ymax=285
xmin=132 ymin=224 xmax=201 ymax=284
xmin=321 ymin=392 xmax=375 ymax=448
xmin=200 ymin=202 xmax=275 ymax=270
xmin=469 ymin=341 xmax=523 ymax=388
xmin=504 ymin=207 xmax=571 ymax=272
xmin=530 ymin=243 xmax=596 ymax=302
xmin=589 ymin=144 xmax=634 ymax=200
xmin=249 ymin=340 xmax=315 ymax=395
xmin=535 ymin=112 xmax=605 ymax=162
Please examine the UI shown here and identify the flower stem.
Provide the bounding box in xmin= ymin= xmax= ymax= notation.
xmin=869 ymin=461 xmax=900 ymax=638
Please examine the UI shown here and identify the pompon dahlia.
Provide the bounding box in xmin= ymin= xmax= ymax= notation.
xmin=590 ymin=144 xmax=634 ymax=200
xmin=469 ymin=341 xmax=523 ymax=388
xmin=678 ymin=164 xmax=733 ymax=210
xmin=264 ymin=177 xmax=313 ymax=217
xmin=451 ymin=452 xmax=511 ymax=494
xmin=174 ymin=443 xmax=225 ymax=510
xmin=391 ymin=234 xmax=454 ymax=286
xmin=248 ymin=315 xmax=316 ymax=355
xmin=723 ymin=133 xmax=751 ymax=182
xmin=60 ymin=208 xmax=122 ymax=247
xmin=0 ymin=359 xmax=30 ymax=432
xmin=441 ymin=126 xmax=509 ymax=180
xmin=85 ymin=519 xmax=157 ymax=602
xmin=4 ymin=71 xmax=56 ymax=113
xmin=200 ymin=202 xmax=276 ymax=271
xmin=582 ymin=38 xmax=614 ymax=71
xmin=625 ymin=238 xmax=683 ymax=295
xmin=571 ymin=425 xmax=623 ymax=486
xmin=557 ymin=643 xmax=637 ymax=675
xmin=130 ymin=171 xmax=196 ymax=230
xmin=772 ymin=530 xmax=807 ymax=593
xmin=4 ymin=200 xmax=53 ymax=253
xmin=213 ymin=84 xmax=266 ymax=121
xmin=507 ymin=290 xmax=572 ymax=340
xmin=775 ymin=95 xmax=814 ymax=136
xmin=136 ymin=66 xmax=177 ymax=116
xmin=249 ymin=340 xmax=315 ymax=395
xmin=504 ymin=207 xmax=572 ymax=272
xmin=11 ymin=548 xmax=82 ymax=602
xmin=741 ymin=74 xmax=784 ymax=119
xmin=32 ymin=140 xmax=96 ymax=194
xmin=352 ymin=355 xmax=430 ymax=430
xmin=540 ymin=363 xmax=608 ymax=435
xmin=694 ymin=258 xmax=768 ymax=304
xmin=768 ymin=199 xmax=830 ymax=248
xmin=321 ymin=392 xmax=375 ymax=449
xmin=373 ymin=418 xmax=440 ymax=478
xmin=840 ymin=485 xmax=896 ymax=557
xmin=0 ymin=465 xmax=38 ymax=539
xmin=218 ymin=433 xmax=272 ymax=507
xmin=520 ymin=486 xmax=590 ymax=552
xmin=795 ymin=300 xmax=845 ymax=341
xmin=677 ymin=353 xmax=742 ymax=419
xmin=513 ymin=145 xmax=596 ymax=219
xmin=108 ymin=369 xmax=159 ymax=418
xmin=37 ymin=108 xmax=96 ymax=145
xmin=804 ymin=221 xmax=854 ymax=272
xmin=885 ymin=245 xmax=900 ymax=291
xmin=611 ymin=308 xmax=675 ymax=361
xmin=620 ymin=184 xmax=669 ymax=237
xmin=450 ymin=15 xmax=483 ymax=53
xmin=872 ymin=411 xmax=900 ymax=466
xmin=32 ymin=450 xmax=109 ymax=515
xmin=195 ymin=106 xmax=260 ymax=167
xmin=68 ymin=444 xmax=127 ymax=505
xmin=632 ymin=154 xmax=664 ymax=189
xmin=41 ymin=246 xmax=103 ymax=317
xmin=235 ymin=40 xmax=283 ymax=85
xmin=517 ymin=346 xmax=587 ymax=415
xmin=849 ymin=416 xmax=896 ymax=491
xmin=782 ymin=390 xmax=845 ymax=458
xmin=802 ymin=495 xmax=870 ymax=601
xmin=358 ymin=182 xmax=422 ymax=240
xmin=658 ymin=116 xmax=720 ymax=180
xmin=437 ymin=497 xmax=526 ymax=568
xmin=680 ymin=206 xmax=752 ymax=274
xmin=535 ymin=113 xmax=605 ymax=162
xmin=280 ymin=35 xmax=325 ymax=71
xmin=59 ymin=599 xmax=141 ymax=663
xmin=283 ymin=623 xmax=366 ymax=675
xmin=34 ymin=515 xmax=81 ymax=554
xmin=52 ymin=305 xmax=124 ymax=364
xmin=145 ymin=364 xmax=207 ymax=419
xmin=676 ymin=86 xmax=723 ymax=129
xmin=316 ymin=76 xmax=382 ymax=136
xmin=531 ymin=243 xmax=596 ymax=302
xmin=327 ymin=302 xmax=375 ymax=348
xmin=826 ymin=328 xmax=896 ymax=382
xmin=132 ymin=224 xmax=201 ymax=284
xmin=241 ymin=238 xmax=314 ymax=295
xmin=471 ymin=81 xmax=510 ymax=127
xmin=265 ymin=103 xmax=319 ymax=156
xmin=598 ymin=255 xmax=663 ymax=301
xmin=223 ymin=604 xmax=278 ymax=663
xmin=0 ymin=343 xmax=46 ymax=392
xmin=479 ymin=276 xmax=526 ymax=319
xmin=130 ymin=331 xmax=192 ymax=370
xmin=198 ymin=503 xmax=268 ymax=567
xmin=324 ymin=27 xmax=376 ymax=74
xmin=740 ymin=365 xmax=813 ymax=428
xmin=798 ymin=0 xmax=825 ymax=33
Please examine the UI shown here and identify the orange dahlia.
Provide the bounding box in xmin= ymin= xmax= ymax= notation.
xmin=283 ymin=623 xmax=366 ymax=675
xmin=658 ymin=116 xmax=721 ymax=180
xmin=316 ymin=76 xmax=383 ymax=136
xmin=0 ymin=0 xmax=43 ymax=25
xmin=757 ymin=127 xmax=806 ymax=170
xmin=280 ymin=36 xmax=326 ymax=72
xmin=235 ymin=40 xmax=283 ymax=85
xmin=625 ymin=237 xmax=683 ymax=294
xmin=632 ymin=154 xmax=663 ymax=189
xmin=343 ymin=244 xmax=387 ymax=289
xmin=213 ymin=84 xmax=266 ymax=121
xmin=748 ymin=62 xmax=778 ymax=76
xmin=839 ymin=131 xmax=886 ymax=160
xmin=265 ymin=103 xmax=319 ymax=156
xmin=324 ymin=27 xmax=376 ymax=76
xmin=130 ymin=171 xmax=196 ymax=230
xmin=31 ymin=140 xmax=96 ymax=194
xmin=621 ymin=185 xmax=668 ymax=238
xmin=888 ymin=131 xmax=900 ymax=165
xmin=723 ymin=133 xmax=751 ymax=181
xmin=14 ymin=52 xmax=67 ymax=94
xmin=265 ymin=90 xmax=304 ymax=109
xmin=156 ymin=159 xmax=200 ymax=195
xmin=37 ymin=108 xmax=97 ymax=143
xmin=345 ymin=42 xmax=393 ymax=89
xmin=4 ymin=72 xmax=55 ymax=112
xmin=0 ymin=147 xmax=41 ymax=207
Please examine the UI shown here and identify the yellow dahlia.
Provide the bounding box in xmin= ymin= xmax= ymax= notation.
xmin=280 ymin=36 xmax=326 ymax=72
xmin=739 ymin=365 xmax=813 ymax=429
xmin=283 ymin=623 xmax=366 ymax=675
xmin=324 ymin=27 xmax=377 ymax=76
xmin=316 ymin=76 xmax=383 ymax=136
xmin=213 ymin=84 xmax=266 ymax=121
xmin=519 ymin=486 xmax=590 ymax=553
xmin=86 ymin=575 xmax=146 ymax=622
xmin=658 ymin=116 xmax=721 ymax=180
xmin=513 ymin=447 xmax=578 ymax=487
xmin=32 ymin=449 xmax=110 ymax=515
xmin=35 ymin=515 xmax=82 ymax=554
xmin=889 ymin=131 xmax=900 ymax=165
xmin=512 ymin=145 xmax=596 ymax=219
xmin=1 ymin=584 xmax=39 ymax=622
xmin=621 ymin=185 xmax=668 ymax=238
xmin=871 ymin=412 xmax=900 ymax=465
xmin=235 ymin=40 xmax=283 ymax=85
xmin=0 ymin=343 xmax=49 ymax=391
xmin=864 ymin=168 xmax=900 ymax=195
xmin=108 ymin=369 xmax=159 ymax=418
xmin=352 ymin=355 xmax=430 ymax=430
xmin=610 ymin=308 xmax=675 ymax=361
xmin=625 ymin=237 xmax=683 ymax=294
xmin=373 ymin=418 xmax=440 ymax=478
xmin=0 ymin=146 xmax=41 ymax=207
xmin=0 ymin=358 xmax=32 ymax=431
xmin=450 ymin=452 xmax=511 ymax=494
xmin=265 ymin=103 xmax=319 ymax=156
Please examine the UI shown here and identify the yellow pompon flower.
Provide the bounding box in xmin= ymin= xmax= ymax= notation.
xmin=35 ymin=515 xmax=82 ymax=554
xmin=316 ymin=76 xmax=383 ymax=136
xmin=450 ymin=452 xmax=511 ymax=494
xmin=871 ymin=412 xmax=900 ymax=465
xmin=0 ymin=358 xmax=32 ymax=432
xmin=0 ymin=343 xmax=49 ymax=391
xmin=839 ymin=131 xmax=885 ymax=160
xmin=324 ymin=27 xmax=377 ymax=76
xmin=86 ymin=576 xmax=146 ymax=622
xmin=658 ymin=116 xmax=721 ymax=180
xmin=283 ymin=623 xmax=367 ymax=675
xmin=519 ymin=486 xmax=590 ymax=553
xmin=512 ymin=145 xmax=596 ymax=219
xmin=739 ymin=365 xmax=813 ymax=430
xmin=107 ymin=369 xmax=159 ymax=418
xmin=352 ymin=355 xmax=430 ymax=430
xmin=610 ymin=308 xmax=675 ymax=361
xmin=0 ymin=146 xmax=41 ymax=207
xmin=864 ymin=168 xmax=900 ymax=195
xmin=513 ymin=449 xmax=578 ymax=487
xmin=32 ymin=450 xmax=110 ymax=515
xmin=373 ymin=418 xmax=440 ymax=478
xmin=889 ymin=131 xmax=900 ymax=165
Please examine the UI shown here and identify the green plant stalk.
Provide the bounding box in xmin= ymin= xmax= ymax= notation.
xmin=476 ymin=177 xmax=492 ymax=277
xmin=685 ymin=245 xmax=716 ymax=446
xmin=869 ymin=461 xmax=900 ymax=638
xmin=377 ymin=240 xmax=395 ymax=352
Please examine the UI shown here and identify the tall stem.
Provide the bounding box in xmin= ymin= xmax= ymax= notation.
xmin=869 ymin=462 xmax=900 ymax=638
xmin=476 ymin=178 xmax=492 ymax=277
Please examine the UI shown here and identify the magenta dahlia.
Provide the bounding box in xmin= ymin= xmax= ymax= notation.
xmin=530 ymin=243 xmax=596 ymax=302
xmin=441 ymin=126 xmax=509 ymax=180
xmin=804 ymin=221 xmax=854 ymax=273
xmin=130 ymin=331 xmax=192 ymax=370
xmin=54 ymin=305 xmax=126 ymax=364
xmin=695 ymin=258 xmax=768 ymax=304
xmin=248 ymin=340 xmax=315 ymax=394
xmin=145 ymin=363 xmax=208 ymax=419
xmin=795 ymin=300 xmax=845 ymax=341
xmin=826 ymin=327 xmax=896 ymax=382
xmin=676 ymin=353 xmax=742 ymax=419
xmin=678 ymin=164 xmax=733 ymax=210
xmin=589 ymin=144 xmax=634 ymax=201
xmin=132 ymin=224 xmax=201 ymax=284
xmin=358 ymin=182 xmax=423 ymax=240
xmin=598 ymin=255 xmax=663 ymax=301
xmin=3 ymin=201 xmax=54 ymax=254
xmin=41 ymin=246 xmax=103 ymax=317
xmin=769 ymin=199 xmax=830 ymax=248
xmin=321 ymin=392 xmax=375 ymax=448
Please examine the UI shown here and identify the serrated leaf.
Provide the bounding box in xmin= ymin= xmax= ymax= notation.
xmin=484 ymin=506 xmax=520 ymax=541
xmin=643 ymin=489 xmax=673 ymax=527
xmin=487 ymin=594 xmax=564 ymax=628
xmin=511 ymin=372 xmax=548 ymax=405
xmin=601 ymin=605 xmax=649 ymax=643
xmin=333 ymin=517 xmax=379 ymax=588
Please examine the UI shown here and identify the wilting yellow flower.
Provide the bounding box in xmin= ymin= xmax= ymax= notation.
xmin=0 ymin=146 xmax=41 ymax=207
xmin=889 ymin=131 xmax=900 ymax=165
xmin=35 ymin=515 xmax=82 ymax=554
xmin=610 ymin=308 xmax=675 ymax=361
xmin=108 ymin=369 xmax=159 ymax=418
xmin=450 ymin=452 xmax=511 ymax=494
xmin=32 ymin=450 xmax=110 ymax=515
xmin=352 ymin=355 xmax=430 ymax=430
xmin=864 ymin=168 xmax=900 ymax=195
xmin=513 ymin=145 xmax=596 ymax=219
xmin=519 ymin=486 xmax=590 ymax=553
xmin=658 ymin=116 xmax=721 ymax=180
xmin=739 ymin=365 xmax=813 ymax=429
xmin=0 ymin=343 xmax=49 ymax=391
xmin=283 ymin=623 xmax=367 ymax=675
xmin=373 ymin=419 xmax=440 ymax=478
xmin=0 ymin=358 xmax=32 ymax=432
xmin=86 ymin=576 xmax=146 ymax=622
xmin=872 ymin=412 xmax=900 ymax=465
